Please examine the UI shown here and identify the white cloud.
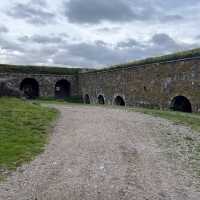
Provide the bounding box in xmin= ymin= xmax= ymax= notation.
xmin=0 ymin=0 xmax=198 ymax=67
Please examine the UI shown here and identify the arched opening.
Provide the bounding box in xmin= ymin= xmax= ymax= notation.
xmin=114 ymin=96 xmax=125 ymax=106
xmin=170 ymin=96 xmax=192 ymax=113
xmin=98 ymin=95 xmax=105 ymax=105
xmin=84 ymin=94 xmax=90 ymax=104
xmin=20 ymin=78 xmax=39 ymax=99
xmin=55 ymin=80 xmax=71 ymax=99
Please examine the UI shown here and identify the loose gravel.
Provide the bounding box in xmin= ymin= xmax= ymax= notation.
xmin=0 ymin=105 xmax=200 ymax=200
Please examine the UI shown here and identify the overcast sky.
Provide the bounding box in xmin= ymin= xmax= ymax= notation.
xmin=0 ymin=0 xmax=200 ymax=68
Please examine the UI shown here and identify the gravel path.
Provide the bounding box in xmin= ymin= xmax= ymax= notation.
xmin=0 ymin=105 xmax=200 ymax=200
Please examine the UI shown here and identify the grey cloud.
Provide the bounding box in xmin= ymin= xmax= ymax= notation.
xmin=65 ymin=0 xmax=137 ymax=24
xmin=149 ymin=33 xmax=198 ymax=53
xmin=31 ymin=0 xmax=47 ymax=7
xmin=95 ymin=40 xmax=108 ymax=47
xmin=1 ymin=32 xmax=198 ymax=67
xmin=151 ymin=33 xmax=178 ymax=49
xmin=56 ymin=34 xmax=197 ymax=66
xmin=18 ymin=36 xmax=29 ymax=43
xmin=7 ymin=1 xmax=55 ymax=25
xmin=50 ymin=41 xmax=123 ymax=66
xmin=156 ymin=0 xmax=199 ymax=9
xmin=23 ymin=47 xmax=57 ymax=63
xmin=0 ymin=25 xmax=9 ymax=33
xmin=0 ymin=38 xmax=24 ymax=52
xmin=161 ymin=15 xmax=184 ymax=22
xmin=18 ymin=35 xmax=64 ymax=44
xmin=96 ymin=27 xmax=121 ymax=33
xmin=117 ymin=39 xmax=142 ymax=48
xmin=4 ymin=45 xmax=58 ymax=65
xmin=142 ymin=33 xmax=197 ymax=57
xmin=67 ymin=43 xmax=120 ymax=63
xmin=195 ymin=35 xmax=200 ymax=40
xmin=52 ymin=50 xmax=99 ymax=67
xmin=64 ymin=0 xmax=185 ymax=24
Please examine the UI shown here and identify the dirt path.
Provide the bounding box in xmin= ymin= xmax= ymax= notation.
xmin=0 ymin=105 xmax=200 ymax=200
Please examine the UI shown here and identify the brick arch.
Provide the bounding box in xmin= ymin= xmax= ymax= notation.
xmin=170 ymin=95 xmax=192 ymax=113
xmin=83 ymin=94 xmax=90 ymax=104
xmin=97 ymin=94 xmax=105 ymax=105
xmin=55 ymin=79 xmax=71 ymax=99
xmin=113 ymin=94 xmax=126 ymax=106
xmin=20 ymin=78 xmax=39 ymax=99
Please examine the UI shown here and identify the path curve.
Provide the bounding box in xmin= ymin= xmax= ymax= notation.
xmin=0 ymin=105 xmax=200 ymax=200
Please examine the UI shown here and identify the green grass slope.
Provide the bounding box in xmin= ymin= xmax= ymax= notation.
xmin=0 ymin=98 xmax=58 ymax=181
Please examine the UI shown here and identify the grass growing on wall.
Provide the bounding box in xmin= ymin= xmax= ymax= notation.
xmin=0 ymin=64 xmax=82 ymax=75
xmin=87 ymin=48 xmax=200 ymax=73
xmin=0 ymin=98 xmax=58 ymax=181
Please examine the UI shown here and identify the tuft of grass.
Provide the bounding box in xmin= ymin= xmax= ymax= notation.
xmin=0 ymin=97 xmax=58 ymax=179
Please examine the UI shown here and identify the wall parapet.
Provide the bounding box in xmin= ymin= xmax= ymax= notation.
xmin=82 ymin=56 xmax=200 ymax=75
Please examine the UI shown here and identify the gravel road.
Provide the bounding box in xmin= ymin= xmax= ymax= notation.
xmin=0 ymin=105 xmax=200 ymax=200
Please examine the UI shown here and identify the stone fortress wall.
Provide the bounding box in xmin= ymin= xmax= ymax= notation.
xmin=1 ymin=54 xmax=200 ymax=113
xmin=80 ymin=57 xmax=200 ymax=113
xmin=0 ymin=72 xmax=79 ymax=99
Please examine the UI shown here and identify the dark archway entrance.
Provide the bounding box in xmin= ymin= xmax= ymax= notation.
xmin=170 ymin=96 xmax=192 ymax=113
xmin=98 ymin=95 xmax=105 ymax=105
xmin=84 ymin=94 xmax=90 ymax=104
xmin=114 ymin=96 xmax=125 ymax=106
xmin=55 ymin=80 xmax=71 ymax=99
xmin=20 ymin=78 xmax=39 ymax=99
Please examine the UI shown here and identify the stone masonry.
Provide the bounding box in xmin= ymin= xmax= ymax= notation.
xmin=0 ymin=73 xmax=79 ymax=98
xmin=80 ymin=57 xmax=200 ymax=112
xmin=1 ymin=56 xmax=200 ymax=112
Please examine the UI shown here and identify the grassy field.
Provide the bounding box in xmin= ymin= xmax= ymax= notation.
xmin=0 ymin=98 xmax=58 ymax=181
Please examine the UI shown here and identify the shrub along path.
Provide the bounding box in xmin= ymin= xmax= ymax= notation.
xmin=0 ymin=104 xmax=200 ymax=199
